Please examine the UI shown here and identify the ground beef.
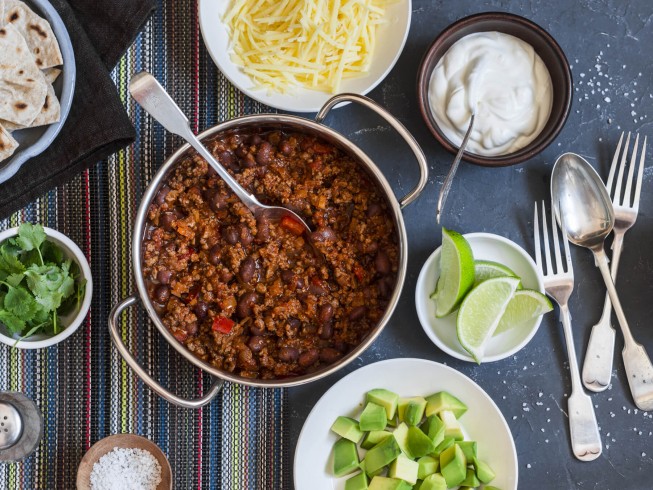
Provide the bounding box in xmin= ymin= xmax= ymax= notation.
xmin=142 ymin=129 xmax=399 ymax=379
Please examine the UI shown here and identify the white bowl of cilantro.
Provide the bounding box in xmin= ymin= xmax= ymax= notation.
xmin=0 ymin=223 xmax=92 ymax=349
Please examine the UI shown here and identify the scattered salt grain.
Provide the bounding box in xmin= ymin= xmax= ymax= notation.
xmin=90 ymin=446 xmax=162 ymax=490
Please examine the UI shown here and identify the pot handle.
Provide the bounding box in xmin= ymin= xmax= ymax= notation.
xmin=109 ymin=295 xmax=223 ymax=409
xmin=315 ymin=93 xmax=428 ymax=208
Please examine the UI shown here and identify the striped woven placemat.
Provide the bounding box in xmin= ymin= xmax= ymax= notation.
xmin=0 ymin=1 xmax=288 ymax=488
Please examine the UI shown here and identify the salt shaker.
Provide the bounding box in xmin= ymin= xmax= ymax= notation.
xmin=0 ymin=392 xmax=43 ymax=462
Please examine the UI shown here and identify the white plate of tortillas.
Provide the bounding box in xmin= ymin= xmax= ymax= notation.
xmin=0 ymin=0 xmax=75 ymax=183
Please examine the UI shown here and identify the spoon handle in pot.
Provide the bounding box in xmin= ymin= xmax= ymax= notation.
xmin=129 ymin=71 xmax=258 ymax=213
xmin=593 ymin=247 xmax=653 ymax=411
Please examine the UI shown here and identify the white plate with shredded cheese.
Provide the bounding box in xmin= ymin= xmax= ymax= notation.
xmin=199 ymin=0 xmax=411 ymax=112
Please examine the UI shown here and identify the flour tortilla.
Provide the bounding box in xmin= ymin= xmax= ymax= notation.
xmin=0 ymin=124 xmax=18 ymax=162
xmin=1 ymin=68 xmax=62 ymax=131
xmin=3 ymin=0 xmax=63 ymax=69
xmin=0 ymin=23 xmax=48 ymax=126
xmin=42 ymin=67 xmax=61 ymax=84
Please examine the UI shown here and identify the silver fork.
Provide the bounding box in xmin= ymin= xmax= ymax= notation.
xmin=534 ymin=201 xmax=602 ymax=461
xmin=582 ymin=132 xmax=647 ymax=391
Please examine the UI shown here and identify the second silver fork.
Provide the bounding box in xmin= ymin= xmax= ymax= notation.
xmin=583 ymin=132 xmax=647 ymax=391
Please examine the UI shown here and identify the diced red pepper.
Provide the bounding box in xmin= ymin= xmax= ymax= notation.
xmin=353 ymin=264 xmax=365 ymax=283
xmin=184 ymin=284 xmax=200 ymax=304
xmin=312 ymin=142 xmax=333 ymax=154
xmin=280 ymin=216 xmax=306 ymax=236
xmin=212 ymin=316 xmax=235 ymax=334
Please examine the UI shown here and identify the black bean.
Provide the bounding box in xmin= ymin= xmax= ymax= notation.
xmin=256 ymin=141 xmax=273 ymax=165
xmin=157 ymin=270 xmax=173 ymax=285
xmin=159 ymin=212 xmax=176 ymax=231
xmin=218 ymin=150 xmax=235 ymax=167
xmin=238 ymin=347 xmax=258 ymax=371
xmin=298 ymin=348 xmax=319 ymax=367
xmin=287 ymin=317 xmax=301 ymax=333
xmin=154 ymin=185 xmax=170 ymax=205
xmin=237 ymin=292 xmax=258 ymax=319
xmin=249 ymin=134 xmax=263 ymax=145
xmin=367 ymin=202 xmax=382 ymax=217
xmin=202 ymin=188 xmax=216 ymax=201
xmin=279 ymin=140 xmax=293 ymax=156
xmin=308 ymin=283 xmax=327 ymax=296
xmin=210 ymin=193 xmax=228 ymax=212
xmin=220 ymin=269 xmax=234 ymax=283
xmin=239 ymin=256 xmax=257 ymax=283
xmin=319 ymin=322 xmax=333 ymax=340
xmin=256 ymin=216 xmax=271 ymax=242
xmin=194 ymin=301 xmax=209 ymax=319
xmin=375 ymin=250 xmax=391 ymax=275
xmin=311 ymin=227 xmax=336 ymax=243
xmin=235 ymin=145 xmax=248 ymax=158
xmin=318 ymin=304 xmax=334 ymax=324
xmin=248 ymin=336 xmax=265 ymax=353
xmin=319 ymin=347 xmax=342 ymax=363
xmin=208 ymin=244 xmax=221 ymax=265
xmin=250 ymin=323 xmax=265 ymax=336
xmin=279 ymin=346 xmax=299 ymax=363
xmin=238 ymin=224 xmax=254 ymax=246
xmin=153 ymin=284 xmax=170 ymax=304
xmin=223 ymin=226 xmax=239 ymax=245
xmin=349 ymin=306 xmax=367 ymax=321
xmin=280 ymin=269 xmax=294 ymax=283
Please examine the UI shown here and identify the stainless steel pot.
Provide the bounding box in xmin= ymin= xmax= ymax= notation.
xmin=109 ymin=94 xmax=428 ymax=408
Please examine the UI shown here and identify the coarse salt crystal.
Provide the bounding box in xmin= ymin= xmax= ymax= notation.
xmin=90 ymin=446 xmax=162 ymax=490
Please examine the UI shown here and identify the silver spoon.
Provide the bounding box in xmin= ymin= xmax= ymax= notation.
xmin=436 ymin=114 xmax=475 ymax=224
xmin=129 ymin=71 xmax=312 ymax=234
xmin=551 ymin=152 xmax=653 ymax=410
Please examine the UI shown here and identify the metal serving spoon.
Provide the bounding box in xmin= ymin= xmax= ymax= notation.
xmin=551 ymin=152 xmax=653 ymax=411
xmin=129 ymin=71 xmax=312 ymax=234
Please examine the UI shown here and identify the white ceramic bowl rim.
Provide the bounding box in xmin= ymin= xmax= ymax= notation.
xmin=0 ymin=227 xmax=92 ymax=349
xmin=415 ymin=232 xmax=544 ymax=363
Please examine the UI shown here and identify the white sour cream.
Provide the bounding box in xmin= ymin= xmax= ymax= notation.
xmin=428 ymin=31 xmax=553 ymax=156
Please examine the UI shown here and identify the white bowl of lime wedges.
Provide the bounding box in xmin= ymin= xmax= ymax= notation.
xmin=415 ymin=231 xmax=549 ymax=363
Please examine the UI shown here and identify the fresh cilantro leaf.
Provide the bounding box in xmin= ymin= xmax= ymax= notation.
xmin=35 ymin=291 xmax=64 ymax=312
xmin=31 ymin=302 xmax=50 ymax=325
xmin=6 ymin=273 xmax=24 ymax=288
xmin=0 ymin=243 xmax=25 ymax=275
xmin=25 ymin=265 xmax=69 ymax=298
xmin=3 ymin=285 xmax=39 ymax=322
xmin=15 ymin=223 xmax=46 ymax=253
xmin=22 ymin=249 xmax=42 ymax=268
xmin=41 ymin=240 xmax=64 ymax=265
xmin=0 ymin=310 xmax=25 ymax=334
xmin=0 ymin=291 xmax=5 ymax=309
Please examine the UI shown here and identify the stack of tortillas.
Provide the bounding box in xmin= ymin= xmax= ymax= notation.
xmin=0 ymin=0 xmax=63 ymax=163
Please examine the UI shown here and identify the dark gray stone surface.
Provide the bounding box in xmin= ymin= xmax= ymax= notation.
xmin=288 ymin=1 xmax=653 ymax=489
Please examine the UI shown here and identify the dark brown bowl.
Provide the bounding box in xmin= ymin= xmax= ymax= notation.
xmin=417 ymin=12 xmax=572 ymax=167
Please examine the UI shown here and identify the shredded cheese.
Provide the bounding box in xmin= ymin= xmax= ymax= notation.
xmin=223 ymin=0 xmax=391 ymax=94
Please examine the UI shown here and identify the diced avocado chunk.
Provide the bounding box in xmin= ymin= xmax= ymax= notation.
xmin=473 ymin=457 xmax=496 ymax=483
xmin=386 ymin=415 xmax=398 ymax=427
xmin=460 ymin=468 xmax=481 ymax=487
xmin=359 ymin=459 xmax=384 ymax=478
xmin=367 ymin=389 xmax=400 ymax=420
xmin=424 ymin=391 xmax=467 ymax=419
xmin=393 ymin=423 xmax=414 ymax=459
xmin=345 ymin=471 xmax=369 ymax=490
xmin=334 ymin=438 xmax=360 ymax=477
xmin=431 ymin=436 xmax=455 ymax=457
xmin=389 ymin=454 xmax=419 ymax=485
xmin=483 ymin=487 xmax=502 ymax=490
xmin=361 ymin=430 xmax=393 ymax=450
xmin=407 ymin=426 xmax=436 ymax=458
xmin=439 ymin=444 xmax=467 ymax=487
xmin=364 ymin=435 xmax=402 ymax=474
xmin=368 ymin=476 xmax=413 ymax=490
xmin=439 ymin=410 xmax=464 ymax=441
xmin=456 ymin=441 xmax=477 ymax=462
xmin=398 ymin=397 xmax=427 ymax=426
xmin=419 ymin=473 xmax=447 ymax=490
xmin=360 ymin=402 xmax=388 ymax=431
xmin=417 ymin=455 xmax=439 ymax=479
xmin=420 ymin=415 xmax=445 ymax=447
xmin=331 ymin=416 xmax=364 ymax=443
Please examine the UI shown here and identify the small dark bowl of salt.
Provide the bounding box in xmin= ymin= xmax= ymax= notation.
xmin=76 ymin=434 xmax=172 ymax=490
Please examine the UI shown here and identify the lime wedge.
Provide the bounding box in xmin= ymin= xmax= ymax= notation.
xmin=494 ymin=289 xmax=553 ymax=335
xmin=457 ymin=277 xmax=521 ymax=363
xmin=473 ymin=260 xmax=518 ymax=287
xmin=431 ymin=228 xmax=475 ymax=318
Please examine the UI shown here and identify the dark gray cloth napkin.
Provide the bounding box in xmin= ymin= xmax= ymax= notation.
xmin=0 ymin=0 xmax=156 ymax=217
